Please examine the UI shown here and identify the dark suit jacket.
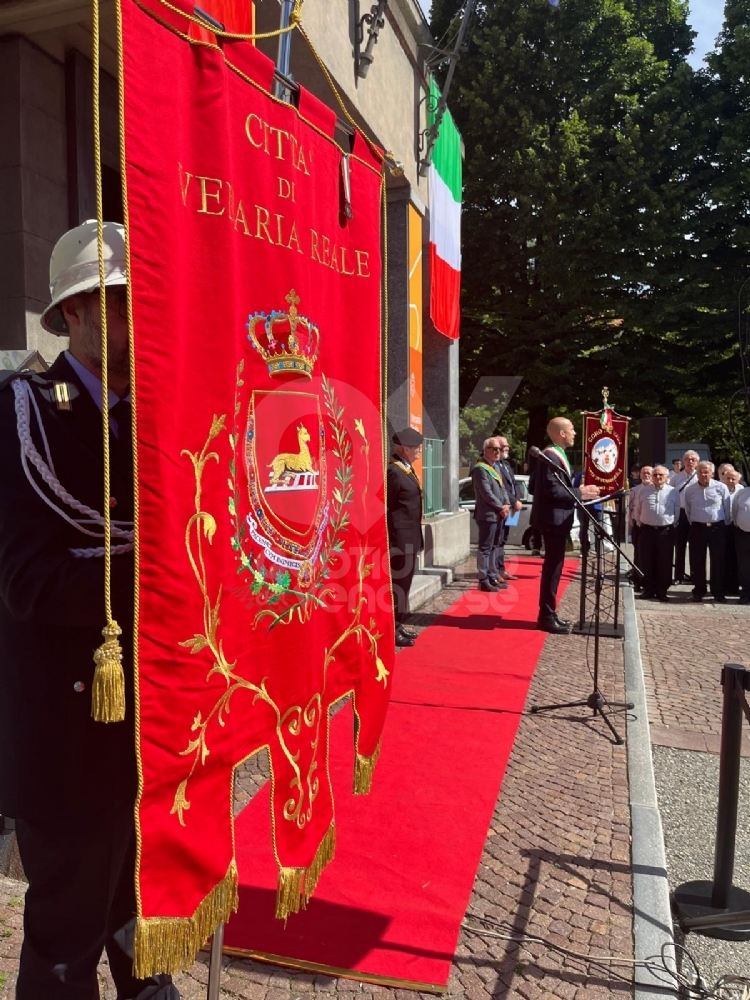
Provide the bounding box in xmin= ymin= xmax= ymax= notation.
xmin=0 ymin=353 xmax=137 ymax=819
xmin=386 ymin=456 xmax=423 ymax=553
xmin=495 ymin=459 xmax=518 ymax=504
xmin=472 ymin=460 xmax=509 ymax=522
xmin=530 ymin=448 xmax=583 ymax=536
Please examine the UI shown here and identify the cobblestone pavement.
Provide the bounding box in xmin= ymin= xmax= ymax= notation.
xmin=0 ymin=551 xmax=634 ymax=999
xmin=636 ymin=582 xmax=750 ymax=755
xmin=636 ymin=577 xmax=750 ymax=988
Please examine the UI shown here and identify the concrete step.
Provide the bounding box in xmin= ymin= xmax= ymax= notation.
xmin=408 ymin=572 xmax=443 ymax=611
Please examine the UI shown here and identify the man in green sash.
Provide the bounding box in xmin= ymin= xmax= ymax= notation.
xmin=472 ymin=438 xmax=511 ymax=592
xmin=530 ymin=417 xmax=600 ymax=632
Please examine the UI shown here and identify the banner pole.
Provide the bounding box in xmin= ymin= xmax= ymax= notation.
xmin=206 ymin=923 xmax=225 ymax=1000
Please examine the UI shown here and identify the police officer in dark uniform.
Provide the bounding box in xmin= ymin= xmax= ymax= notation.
xmin=386 ymin=428 xmax=424 ymax=648
xmin=0 ymin=222 xmax=178 ymax=999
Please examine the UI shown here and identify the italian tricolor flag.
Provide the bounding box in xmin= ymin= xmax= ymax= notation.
xmin=428 ymin=78 xmax=462 ymax=340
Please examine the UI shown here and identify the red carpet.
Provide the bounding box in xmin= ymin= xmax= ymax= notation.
xmin=224 ymin=558 xmax=578 ymax=991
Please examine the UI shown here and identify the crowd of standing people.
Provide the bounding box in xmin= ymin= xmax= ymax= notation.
xmin=628 ymin=451 xmax=750 ymax=604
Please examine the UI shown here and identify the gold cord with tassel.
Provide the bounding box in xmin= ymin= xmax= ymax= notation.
xmin=92 ymin=622 xmax=126 ymax=722
xmin=91 ymin=0 xmax=126 ymax=723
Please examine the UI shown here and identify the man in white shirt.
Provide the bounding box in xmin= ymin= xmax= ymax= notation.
xmin=684 ymin=461 xmax=731 ymax=602
xmin=636 ymin=466 xmax=679 ymax=602
xmin=724 ymin=469 xmax=744 ymax=596
xmin=670 ymin=450 xmax=700 ymax=583
xmin=628 ymin=466 xmax=652 ymax=590
xmin=731 ymin=485 xmax=750 ymax=604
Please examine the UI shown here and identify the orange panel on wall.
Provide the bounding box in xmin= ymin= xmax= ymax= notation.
xmin=408 ymin=202 xmax=423 ymax=478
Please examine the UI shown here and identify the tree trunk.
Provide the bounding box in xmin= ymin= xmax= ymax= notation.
xmin=526 ymin=404 xmax=549 ymax=457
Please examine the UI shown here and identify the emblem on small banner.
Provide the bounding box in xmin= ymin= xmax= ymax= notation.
xmin=582 ymin=388 xmax=629 ymax=492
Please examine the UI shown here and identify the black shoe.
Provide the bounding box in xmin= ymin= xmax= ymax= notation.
xmin=691 ymin=593 xmax=704 ymax=603
xmin=554 ymin=614 xmax=572 ymax=628
xmin=657 ymin=595 xmax=670 ymax=603
xmin=395 ymin=628 xmax=415 ymax=647
xmin=537 ymin=618 xmax=571 ymax=634
xmin=478 ymin=580 xmax=499 ymax=592
xmin=488 ymin=578 xmax=509 ymax=590
xmin=714 ymin=596 xmax=726 ymax=604
xmin=399 ymin=625 xmax=417 ymax=637
xmin=636 ymin=591 xmax=656 ymax=600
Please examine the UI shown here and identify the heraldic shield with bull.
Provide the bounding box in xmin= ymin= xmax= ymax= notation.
xmin=227 ymin=288 xmax=355 ymax=626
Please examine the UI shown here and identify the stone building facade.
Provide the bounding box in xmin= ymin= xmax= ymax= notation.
xmin=0 ymin=0 xmax=466 ymax=568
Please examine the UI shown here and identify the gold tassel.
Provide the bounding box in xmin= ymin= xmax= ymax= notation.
xmin=91 ymin=621 xmax=126 ymax=722
xmin=134 ymin=861 xmax=238 ymax=978
xmin=274 ymin=822 xmax=337 ymax=920
xmin=275 ymin=866 xmax=305 ymax=921
xmin=303 ymin=822 xmax=336 ymax=903
xmin=354 ymin=742 xmax=381 ymax=795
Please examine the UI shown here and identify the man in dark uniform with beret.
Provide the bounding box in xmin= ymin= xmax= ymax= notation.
xmin=0 ymin=221 xmax=178 ymax=999
xmin=386 ymin=428 xmax=424 ymax=648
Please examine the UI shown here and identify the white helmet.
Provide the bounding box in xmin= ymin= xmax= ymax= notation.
xmin=41 ymin=220 xmax=127 ymax=335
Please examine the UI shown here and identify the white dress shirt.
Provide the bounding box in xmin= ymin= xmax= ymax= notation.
xmin=684 ymin=479 xmax=730 ymax=524
xmin=670 ymin=469 xmax=698 ymax=509
xmin=732 ymin=489 xmax=750 ymax=532
xmin=638 ymin=484 xmax=679 ymax=526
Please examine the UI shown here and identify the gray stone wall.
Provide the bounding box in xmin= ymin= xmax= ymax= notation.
xmin=0 ymin=36 xmax=68 ymax=362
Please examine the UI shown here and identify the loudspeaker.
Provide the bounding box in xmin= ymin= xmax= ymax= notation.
xmin=639 ymin=417 xmax=668 ymax=467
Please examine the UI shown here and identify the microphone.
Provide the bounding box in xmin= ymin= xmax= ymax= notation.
xmin=529 ymin=445 xmax=561 ymax=469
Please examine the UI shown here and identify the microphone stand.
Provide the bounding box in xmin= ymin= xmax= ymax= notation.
xmin=574 ymin=493 xmax=625 ymax=638
xmin=529 ymin=465 xmax=641 ymax=745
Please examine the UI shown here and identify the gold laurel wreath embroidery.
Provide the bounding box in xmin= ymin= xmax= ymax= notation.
xmin=172 ymin=416 xmax=317 ymax=829
xmin=228 ymin=368 xmax=354 ymax=630
xmin=173 ymin=401 xmax=388 ymax=829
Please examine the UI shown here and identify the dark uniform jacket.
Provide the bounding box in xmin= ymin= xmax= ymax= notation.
xmin=472 ymin=459 xmax=510 ymax=522
xmin=386 ymin=455 xmax=423 ymax=553
xmin=0 ymin=353 xmax=137 ymax=820
xmin=530 ymin=448 xmax=584 ymax=536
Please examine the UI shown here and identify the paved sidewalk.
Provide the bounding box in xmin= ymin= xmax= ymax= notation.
xmin=0 ymin=552 xmax=635 ymax=999
xmin=636 ymin=583 xmax=750 ymax=988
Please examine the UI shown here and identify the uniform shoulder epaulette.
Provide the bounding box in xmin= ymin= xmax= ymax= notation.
xmin=0 ymin=368 xmax=40 ymax=392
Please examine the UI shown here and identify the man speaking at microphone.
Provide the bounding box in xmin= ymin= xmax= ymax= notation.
xmin=530 ymin=417 xmax=600 ymax=634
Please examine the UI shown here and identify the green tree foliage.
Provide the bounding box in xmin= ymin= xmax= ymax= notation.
xmin=434 ymin=0 xmax=750 ymax=461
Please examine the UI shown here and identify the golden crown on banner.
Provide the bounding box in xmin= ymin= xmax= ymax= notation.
xmin=246 ymin=288 xmax=321 ymax=379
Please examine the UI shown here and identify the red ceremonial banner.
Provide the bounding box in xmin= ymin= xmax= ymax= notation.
xmin=582 ymin=408 xmax=629 ymax=492
xmin=119 ymin=0 xmax=392 ymax=975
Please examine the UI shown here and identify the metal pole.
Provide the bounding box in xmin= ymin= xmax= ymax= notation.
xmin=275 ymin=0 xmax=294 ymax=101
xmin=711 ymin=664 xmax=746 ymax=910
xmin=612 ymin=495 xmax=622 ymax=628
xmin=419 ymin=0 xmax=476 ymax=174
xmin=206 ymin=923 xmax=225 ymax=1000
xmin=578 ymin=512 xmax=589 ymax=628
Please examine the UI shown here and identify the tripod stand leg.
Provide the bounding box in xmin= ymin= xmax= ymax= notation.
xmin=531 ymin=699 xmax=589 ymax=714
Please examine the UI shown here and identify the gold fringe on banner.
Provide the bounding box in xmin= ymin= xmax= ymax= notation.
xmin=133 ymin=861 xmax=238 ymax=977
xmin=353 ymin=742 xmax=381 ymax=795
xmin=91 ymin=621 xmax=126 ymax=722
xmin=275 ymin=821 xmax=337 ymax=920
xmin=303 ymin=821 xmax=336 ymax=902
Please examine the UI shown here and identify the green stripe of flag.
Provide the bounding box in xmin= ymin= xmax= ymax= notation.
xmin=428 ymin=78 xmax=462 ymax=204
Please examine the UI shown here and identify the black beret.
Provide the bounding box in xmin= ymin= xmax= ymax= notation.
xmin=392 ymin=427 xmax=424 ymax=447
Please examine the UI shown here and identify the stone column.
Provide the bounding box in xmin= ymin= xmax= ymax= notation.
xmin=384 ymin=186 xmax=410 ymax=439
xmin=0 ymin=37 xmax=68 ymax=361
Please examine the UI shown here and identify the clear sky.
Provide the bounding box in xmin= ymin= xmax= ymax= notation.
xmin=416 ymin=1 xmax=726 ymax=68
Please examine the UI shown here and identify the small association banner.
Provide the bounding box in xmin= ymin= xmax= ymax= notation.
xmin=120 ymin=0 xmax=393 ymax=976
xmin=582 ymin=399 xmax=629 ymax=493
